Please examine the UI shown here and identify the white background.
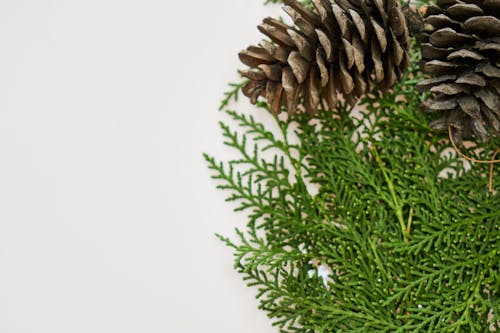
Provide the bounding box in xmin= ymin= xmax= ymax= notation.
xmin=0 ymin=1 xmax=282 ymax=332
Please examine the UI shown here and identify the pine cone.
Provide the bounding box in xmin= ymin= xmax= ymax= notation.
xmin=239 ymin=0 xmax=412 ymax=114
xmin=416 ymin=0 xmax=500 ymax=144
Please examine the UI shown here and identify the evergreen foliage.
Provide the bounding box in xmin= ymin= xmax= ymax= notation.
xmin=264 ymin=0 xmax=314 ymax=9
xmin=206 ymin=2 xmax=499 ymax=332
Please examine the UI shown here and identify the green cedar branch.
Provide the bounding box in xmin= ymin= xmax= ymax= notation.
xmin=207 ymin=46 xmax=499 ymax=332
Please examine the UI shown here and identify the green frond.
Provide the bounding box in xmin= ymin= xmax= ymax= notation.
xmin=207 ymin=41 xmax=500 ymax=333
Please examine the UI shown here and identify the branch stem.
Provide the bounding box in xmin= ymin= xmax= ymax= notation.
xmin=372 ymin=145 xmax=409 ymax=243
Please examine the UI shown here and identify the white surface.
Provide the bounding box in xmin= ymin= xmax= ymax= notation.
xmin=0 ymin=1 xmax=283 ymax=332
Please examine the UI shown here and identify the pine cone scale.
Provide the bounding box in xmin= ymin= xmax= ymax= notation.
xmin=239 ymin=47 xmax=273 ymax=67
xmin=371 ymin=18 xmax=388 ymax=52
xmin=456 ymin=72 xmax=486 ymax=86
xmin=476 ymin=62 xmax=500 ymax=78
xmin=391 ymin=34 xmax=405 ymax=66
xmin=371 ymin=39 xmax=384 ymax=82
xmin=389 ymin=6 xmax=407 ymax=37
xmin=316 ymin=49 xmax=330 ymax=86
xmin=352 ymin=35 xmax=365 ymax=72
xmin=426 ymin=14 xmax=460 ymax=29
xmin=350 ymin=9 xmax=368 ymax=42
xmin=288 ymin=51 xmax=310 ymax=84
xmin=447 ymin=49 xmax=484 ymax=61
xmin=457 ymin=96 xmax=481 ymax=118
xmin=429 ymin=28 xmax=476 ymax=48
xmin=330 ymin=4 xmax=346 ymax=34
xmin=258 ymin=23 xmax=295 ymax=48
xmin=283 ymin=6 xmax=317 ymax=39
xmin=474 ymin=87 xmax=499 ymax=110
xmin=424 ymin=60 xmax=465 ymax=75
xmin=415 ymin=74 xmax=457 ymax=92
xmin=284 ymin=0 xmax=321 ymax=26
xmin=259 ymin=64 xmax=281 ymax=81
xmin=447 ymin=3 xmax=484 ymax=19
xmin=289 ymin=29 xmax=314 ymax=61
xmin=463 ymin=16 xmax=500 ymax=35
xmin=421 ymin=43 xmax=453 ymax=59
xmin=424 ymin=97 xmax=457 ymax=111
xmin=474 ymin=41 xmax=500 ymax=53
xmin=311 ymin=0 xmax=329 ymax=21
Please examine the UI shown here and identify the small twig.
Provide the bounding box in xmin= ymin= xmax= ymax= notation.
xmin=406 ymin=207 xmax=414 ymax=238
xmin=448 ymin=126 xmax=500 ymax=193
xmin=371 ymin=145 xmax=409 ymax=242
xmin=490 ymin=149 xmax=500 ymax=193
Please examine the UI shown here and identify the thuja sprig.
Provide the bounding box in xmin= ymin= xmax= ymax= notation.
xmin=218 ymin=79 xmax=247 ymax=111
xmin=206 ymin=47 xmax=499 ymax=331
xmin=264 ymin=0 xmax=313 ymax=7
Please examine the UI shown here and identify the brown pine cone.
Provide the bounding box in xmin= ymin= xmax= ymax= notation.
xmin=416 ymin=0 xmax=500 ymax=144
xmin=239 ymin=0 xmax=412 ymax=114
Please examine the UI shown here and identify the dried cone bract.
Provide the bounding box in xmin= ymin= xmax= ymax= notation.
xmin=416 ymin=0 xmax=500 ymax=144
xmin=239 ymin=0 xmax=412 ymax=114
